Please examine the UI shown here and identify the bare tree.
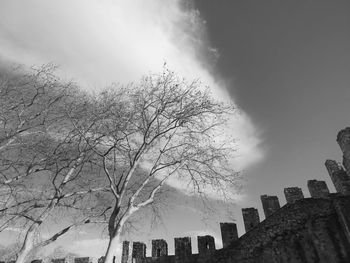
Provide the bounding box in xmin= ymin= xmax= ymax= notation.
xmin=80 ymin=70 xmax=239 ymax=263
xmin=0 ymin=65 xmax=107 ymax=263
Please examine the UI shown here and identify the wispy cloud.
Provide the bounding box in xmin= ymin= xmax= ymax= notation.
xmin=67 ymin=238 xmax=111 ymax=259
xmin=2 ymin=227 xmax=22 ymax=233
xmin=0 ymin=0 xmax=263 ymax=198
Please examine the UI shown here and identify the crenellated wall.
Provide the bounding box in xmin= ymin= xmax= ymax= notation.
xmin=5 ymin=127 xmax=350 ymax=263
xmin=203 ymin=196 xmax=350 ymax=263
xmin=22 ymin=188 xmax=350 ymax=263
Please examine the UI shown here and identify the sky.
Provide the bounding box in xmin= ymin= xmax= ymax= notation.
xmin=0 ymin=0 xmax=350 ymax=261
xmin=193 ymin=0 xmax=350 ymax=207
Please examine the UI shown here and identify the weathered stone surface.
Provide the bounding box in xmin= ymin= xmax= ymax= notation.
xmin=260 ymin=195 xmax=280 ymax=218
xmin=197 ymin=235 xmax=215 ymax=256
xmin=337 ymin=127 xmax=350 ymax=157
xmin=203 ymin=196 xmax=350 ymax=263
xmin=307 ymin=179 xmax=330 ymax=198
xmin=325 ymin=159 xmax=350 ymax=195
xmin=122 ymin=241 xmax=132 ymax=263
xmin=152 ymin=239 xmax=168 ymax=257
xmin=52 ymin=259 xmax=65 ymax=263
xmin=343 ymin=155 xmax=350 ymax=176
xmin=284 ymin=187 xmax=304 ymax=204
xmin=337 ymin=128 xmax=350 ymax=176
xmin=242 ymin=207 xmax=260 ymax=233
xmin=174 ymin=237 xmax=192 ymax=260
xmin=74 ymin=257 xmax=90 ymax=263
xmin=133 ymin=242 xmax=146 ymax=259
xmin=220 ymin=223 xmax=238 ymax=248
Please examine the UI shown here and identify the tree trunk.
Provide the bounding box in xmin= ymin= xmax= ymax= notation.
xmin=16 ymin=201 xmax=56 ymax=263
xmin=104 ymin=228 xmax=123 ymax=263
xmin=16 ymin=224 xmax=38 ymax=263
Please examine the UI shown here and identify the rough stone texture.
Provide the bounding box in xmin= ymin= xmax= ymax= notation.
xmin=342 ymin=155 xmax=350 ymax=176
xmin=122 ymin=241 xmax=133 ymax=263
xmin=120 ymin=196 xmax=350 ymax=263
xmin=133 ymin=242 xmax=147 ymax=259
xmin=174 ymin=237 xmax=192 ymax=260
xmin=333 ymin=196 xmax=350 ymax=245
xmin=337 ymin=127 xmax=350 ymax=157
xmin=325 ymin=159 xmax=350 ymax=195
xmin=152 ymin=239 xmax=168 ymax=257
xmin=337 ymin=128 xmax=350 ymax=176
xmin=284 ymin=187 xmax=304 ymax=204
xmin=220 ymin=223 xmax=238 ymax=248
xmin=31 ymin=260 xmax=43 ymax=263
xmin=242 ymin=208 xmax=260 ymax=232
xmin=74 ymin=258 xmax=90 ymax=263
xmin=307 ymin=180 xmax=330 ymax=198
xmin=197 ymin=235 xmax=215 ymax=256
xmin=203 ymin=196 xmax=350 ymax=263
xmin=260 ymin=195 xmax=280 ymax=218
xmin=52 ymin=259 xmax=65 ymax=263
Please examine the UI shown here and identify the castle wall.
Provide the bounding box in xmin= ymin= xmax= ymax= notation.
xmin=325 ymin=159 xmax=350 ymax=195
xmin=74 ymin=258 xmax=90 ymax=263
xmin=260 ymin=195 xmax=280 ymax=218
xmin=337 ymin=128 xmax=350 ymax=176
xmin=202 ymin=196 xmax=350 ymax=263
xmin=220 ymin=223 xmax=238 ymax=248
xmin=284 ymin=187 xmax=304 ymax=204
xmin=152 ymin=240 xmax=168 ymax=258
xmin=197 ymin=236 xmax=215 ymax=256
xmin=174 ymin=237 xmax=192 ymax=262
xmin=133 ymin=242 xmax=147 ymax=259
xmin=121 ymin=241 xmax=132 ymax=263
xmin=307 ymin=180 xmax=330 ymax=198
xmin=343 ymin=155 xmax=350 ymax=176
xmin=241 ymin=208 xmax=260 ymax=232
xmin=21 ymin=196 xmax=350 ymax=263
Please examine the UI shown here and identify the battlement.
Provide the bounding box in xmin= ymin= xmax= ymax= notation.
xmin=241 ymin=208 xmax=260 ymax=232
xmin=284 ymin=187 xmax=304 ymax=204
xmin=3 ymin=127 xmax=350 ymax=263
xmin=307 ymin=179 xmax=330 ymax=198
xmin=336 ymin=127 xmax=350 ymax=147
xmin=325 ymin=159 xmax=350 ymax=195
xmin=113 ymin=127 xmax=350 ymax=262
xmin=260 ymin=195 xmax=280 ymax=218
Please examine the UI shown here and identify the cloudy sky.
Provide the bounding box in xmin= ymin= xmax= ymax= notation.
xmin=0 ymin=0 xmax=350 ymax=261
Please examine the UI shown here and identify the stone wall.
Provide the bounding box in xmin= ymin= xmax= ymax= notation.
xmin=307 ymin=180 xmax=330 ymax=198
xmin=11 ymin=196 xmax=350 ymax=263
xmin=242 ymin=208 xmax=260 ymax=232
xmin=260 ymin=195 xmax=280 ymax=218
xmin=203 ymin=196 xmax=350 ymax=263
xmin=197 ymin=236 xmax=215 ymax=256
xmin=152 ymin=240 xmax=168 ymax=258
xmin=74 ymin=258 xmax=90 ymax=263
xmin=284 ymin=187 xmax=304 ymax=204
xmin=220 ymin=223 xmax=238 ymax=248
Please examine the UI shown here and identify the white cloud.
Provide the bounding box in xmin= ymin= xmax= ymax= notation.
xmin=67 ymin=238 xmax=111 ymax=260
xmin=3 ymin=227 xmax=22 ymax=233
xmin=0 ymin=0 xmax=263 ymax=197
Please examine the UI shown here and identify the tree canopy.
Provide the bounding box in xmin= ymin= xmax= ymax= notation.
xmin=0 ymin=66 xmax=239 ymax=263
